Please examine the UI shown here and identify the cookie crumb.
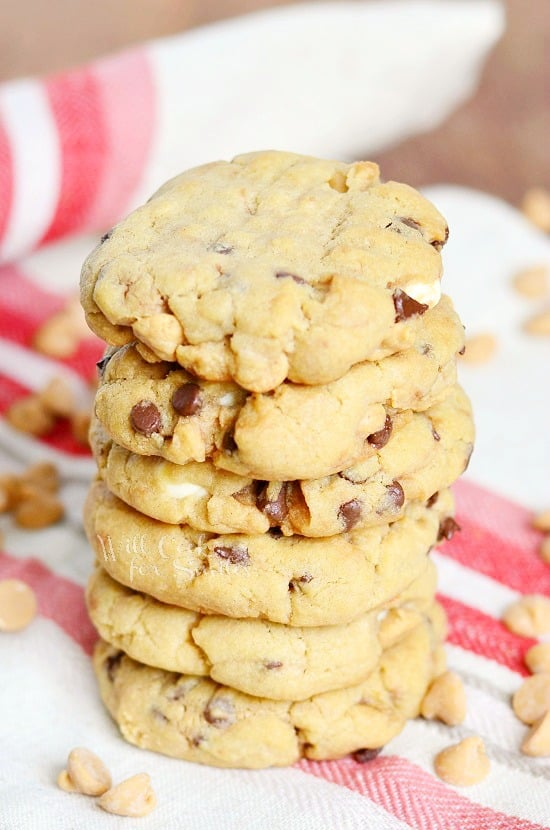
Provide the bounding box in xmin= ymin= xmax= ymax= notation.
xmin=525 ymin=643 xmax=550 ymax=675
xmin=512 ymin=265 xmax=549 ymax=298
xmin=521 ymin=711 xmax=550 ymax=757
xmin=0 ymin=579 xmax=37 ymax=631
xmin=521 ymin=188 xmax=550 ymax=233
xmin=502 ymin=595 xmax=550 ymax=637
xmin=420 ymin=671 xmax=466 ymax=726
xmin=434 ymin=736 xmax=490 ymax=787
xmin=459 ymin=333 xmax=497 ymax=364
xmin=97 ymin=773 xmax=156 ymax=817
xmin=58 ymin=748 xmax=112 ymax=796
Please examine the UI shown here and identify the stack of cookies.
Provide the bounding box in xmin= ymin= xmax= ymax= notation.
xmin=80 ymin=151 xmax=474 ymax=769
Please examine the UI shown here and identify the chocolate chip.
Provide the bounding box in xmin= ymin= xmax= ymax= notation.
xmin=268 ymin=527 xmax=283 ymax=538
xmin=367 ymin=415 xmax=393 ymax=450
xmin=458 ymin=345 xmax=466 ymax=356
xmin=130 ymin=400 xmax=162 ymax=436
xmin=385 ymin=481 xmax=404 ymax=509
xmin=432 ymin=226 xmax=450 ymax=251
xmin=338 ymin=499 xmax=363 ymax=532
xmin=353 ymin=747 xmax=382 ymax=763
xmin=289 ymin=573 xmax=313 ymax=592
xmin=432 ymin=427 xmax=441 ymax=441
xmin=399 ymin=217 xmax=422 ymax=231
xmin=265 ymin=661 xmax=283 ymax=670
xmin=438 ymin=517 xmax=460 ymax=542
xmin=96 ymin=354 xmax=112 ymax=377
xmin=172 ymin=383 xmax=202 ymax=416
xmin=151 ymin=707 xmax=168 ymax=723
xmin=210 ymin=242 xmax=233 ymax=254
xmin=105 ymin=650 xmax=124 ymax=682
xmin=204 ymin=697 xmax=235 ymax=728
xmin=191 ymin=735 xmax=205 ymax=747
xmin=222 ymin=431 xmax=237 ymax=454
xmin=257 ymin=484 xmax=289 ymax=525
xmin=393 ymin=289 xmax=429 ymax=323
xmin=214 ymin=545 xmax=250 ymax=565
xmin=426 ymin=492 xmax=439 ymax=508
xmin=100 ymin=230 xmax=112 ymax=243
xmin=275 ymin=271 xmax=306 ymax=285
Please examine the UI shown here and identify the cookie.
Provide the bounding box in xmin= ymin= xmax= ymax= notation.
xmin=94 ymin=295 xmax=463 ymax=481
xmin=93 ymin=612 xmax=444 ymax=768
xmin=84 ymin=480 xmax=453 ymax=627
xmin=81 ymin=151 xmax=449 ymax=393
xmin=90 ymin=383 xmax=473 ymax=536
xmin=86 ymin=561 xmax=437 ymax=701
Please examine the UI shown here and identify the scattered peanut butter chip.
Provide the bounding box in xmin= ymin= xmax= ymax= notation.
xmin=525 ymin=643 xmax=550 ymax=675
xmin=521 ymin=711 xmax=550 ymax=757
xmin=502 ymin=595 xmax=550 ymax=637
xmin=512 ymin=265 xmax=549 ymax=298
xmin=421 ymin=671 xmax=466 ymax=726
xmin=6 ymin=395 xmax=55 ymax=436
xmin=532 ymin=510 xmax=550 ymax=532
xmin=59 ymin=747 xmax=112 ymax=796
xmin=71 ymin=411 xmax=91 ymax=446
xmin=521 ymin=187 xmax=550 ymax=233
xmin=459 ymin=333 xmax=497 ymax=364
xmin=512 ymin=673 xmax=550 ymax=724
xmin=540 ymin=536 xmax=550 ymax=564
xmin=33 ymin=296 xmax=89 ymax=358
xmin=13 ymin=488 xmax=64 ymax=530
xmin=97 ymin=773 xmax=156 ymax=817
xmin=39 ymin=376 xmax=75 ymax=418
xmin=0 ymin=579 xmax=37 ymax=631
xmin=21 ymin=462 xmax=60 ymax=494
xmin=434 ymin=736 xmax=490 ymax=787
xmin=523 ymin=310 xmax=550 ymax=336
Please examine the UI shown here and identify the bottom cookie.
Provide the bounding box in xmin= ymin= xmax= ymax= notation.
xmin=93 ymin=612 xmax=446 ymax=769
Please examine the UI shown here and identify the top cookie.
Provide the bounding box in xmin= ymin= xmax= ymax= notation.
xmin=81 ymin=151 xmax=449 ymax=392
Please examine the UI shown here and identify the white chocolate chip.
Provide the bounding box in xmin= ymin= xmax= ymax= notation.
xmin=512 ymin=265 xmax=549 ymax=298
xmin=66 ymin=747 xmax=111 ymax=796
xmin=421 ymin=671 xmax=466 ymax=726
xmin=502 ymin=595 xmax=550 ymax=637
xmin=97 ymin=773 xmax=156 ymax=817
xmin=525 ymin=643 xmax=550 ymax=674
xmin=434 ymin=736 xmax=490 ymax=787
xmin=404 ymin=279 xmax=441 ymax=308
xmin=164 ymin=482 xmax=209 ymax=500
xmin=512 ymin=673 xmax=550 ymax=724
xmin=0 ymin=579 xmax=37 ymax=632
xmin=521 ymin=711 xmax=550 ymax=757
xmin=219 ymin=392 xmax=238 ymax=406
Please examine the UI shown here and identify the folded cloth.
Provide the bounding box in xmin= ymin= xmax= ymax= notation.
xmin=0 ymin=0 xmax=503 ymax=263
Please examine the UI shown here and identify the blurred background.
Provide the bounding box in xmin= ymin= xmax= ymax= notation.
xmin=0 ymin=0 xmax=547 ymax=204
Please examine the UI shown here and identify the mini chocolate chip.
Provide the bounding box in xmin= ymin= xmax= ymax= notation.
xmin=210 ymin=242 xmax=233 ymax=254
xmin=265 ymin=661 xmax=283 ymax=670
xmin=289 ymin=573 xmax=313 ymax=592
xmin=191 ymin=735 xmax=205 ymax=747
xmin=96 ymin=354 xmax=112 ymax=377
xmin=367 ymin=415 xmax=393 ymax=450
xmin=172 ymin=383 xmax=203 ymax=416
xmin=432 ymin=427 xmax=441 ymax=441
xmin=438 ymin=517 xmax=460 ymax=542
xmin=204 ymin=698 xmax=235 ymax=728
xmin=268 ymin=527 xmax=283 ymax=538
xmin=431 ymin=226 xmax=450 ymax=251
xmin=393 ymin=289 xmax=429 ymax=323
xmin=105 ymin=650 xmax=124 ymax=682
xmin=214 ymin=545 xmax=250 ymax=565
xmin=458 ymin=345 xmax=466 ymax=356
xmin=399 ymin=217 xmax=422 ymax=231
xmin=275 ymin=271 xmax=306 ymax=285
xmin=386 ymin=481 xmax=405 ymax=509
xmin=338 ymin=499 xmax=363 ymax=532
xmin=100 ymin=230 xmax=112 ymax=243
xmin=130 ymin=400 xmax=162 ymax=436
xmin=353 ymin=747 xmax=382 ymax=763
xmin=222 ymin=431 xmax=237 ymax=454
xmin=257 ymin=484 xmax=289 ymax=525
xmin=426 ymin=492 xmax=439 ymax=508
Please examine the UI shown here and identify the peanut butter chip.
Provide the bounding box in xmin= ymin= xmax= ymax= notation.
xmin=434 ymin=736 xmax=490 ymax=787
xmin=58 ymin=748 xmax=111 ymax=796
xmin=512 ymin=265 xmax=549 ymax=298
xmin=532 ymin=509 xmax=550 ymax=532
xmin=521 ymin=187 xmax=550 ymax=233
xmin=0 ymin=579 xmax=37 ymax=631
xmin=97 ymin=773 xmax=156 ymax=817
xmin=421 ymin=671 xmax=466 ymax=726
xmin=14 ymin=489 xmax=64 ymax=530
xmin=39 ymin=376 xmax=75 ymax=418
xmin=523 ymin=310 xmax=550 ymax=336
xmin=459 ymin=333 xmax=497 ymax=364
xmin=525 ymin=643 xmax=550 ymax=674
xmin=512 ymin=673 xmax=550 ymax=724
xmin=521 ymin=711 xmax=550 ymax=757
xmin=502 ymin=595 xmax=550 ymax=637
xmin=540 ymin=537 xmax=550 ymax=564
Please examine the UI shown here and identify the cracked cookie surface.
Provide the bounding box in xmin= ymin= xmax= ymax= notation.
xmin=81 ymin=151 xmax=449 ymax=393
xmin=84 ymin=480 xmax=453 ymax=627
xmin=93 ymin=612 xmax=445 ymax=768
xmin=93 ymin=295 xmax=463 ymax=481
xmin=87 ymin=562 xmax=437 ymax=701
xmin=91 ymin=383 xmax=473 ymax=536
